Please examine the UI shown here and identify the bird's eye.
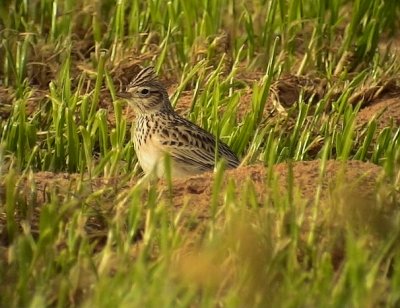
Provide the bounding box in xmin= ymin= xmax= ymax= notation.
xmin=139 ymin=88 xmax=150 ymax=96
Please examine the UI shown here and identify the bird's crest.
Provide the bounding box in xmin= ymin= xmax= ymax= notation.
xmin=129 ymin=66 xmax=158 ymax=87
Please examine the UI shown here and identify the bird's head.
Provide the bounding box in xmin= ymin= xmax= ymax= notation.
xmin=117 ymin=67 xmax=173 ymax=115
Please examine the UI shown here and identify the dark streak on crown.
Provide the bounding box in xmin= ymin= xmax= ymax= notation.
xmin=129 ymin=66 xmax=158 ymax=87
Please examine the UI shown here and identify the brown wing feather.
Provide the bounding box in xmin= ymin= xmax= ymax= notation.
xmin=154 ymin=114 xmax=240 ymax=171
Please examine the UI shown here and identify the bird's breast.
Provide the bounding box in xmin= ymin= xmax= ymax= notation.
xmin=134 ymin=117 xmax=161 ymax=175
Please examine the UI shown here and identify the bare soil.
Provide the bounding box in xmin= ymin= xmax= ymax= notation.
xmin=356 ymin=97 xmax=400 ymax=130
xmin=2 ymin=55 xmax=400 ymax=261
xmin=1 ymin=160 xmax=398 ymax=267
xmin=1 ymin=36 xmax=400 ymax=266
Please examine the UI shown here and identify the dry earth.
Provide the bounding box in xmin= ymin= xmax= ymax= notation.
xmin=1 ymin=70 xmax=400 ymax=256
xmin=1 ymin=159 xmax=399 ymax=267
xmin=1 ymin=43 xmax=400 ymax=265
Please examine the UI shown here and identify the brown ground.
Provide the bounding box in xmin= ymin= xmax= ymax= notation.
xmin=356 ymin=97 xmax=400 ymax=130
xmin=1 ymin=159 xmax=398 ymax=266
xmin=1 ymin=61 xmax=400 ymax=127
xmin=1 ymin=67 xmax=400 ymax=258
xmin=1 ymin=34 xmax=400 ymax=265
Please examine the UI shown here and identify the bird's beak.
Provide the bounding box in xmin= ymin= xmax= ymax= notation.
xmin=116 ymin=92 xmax=131 ymax=99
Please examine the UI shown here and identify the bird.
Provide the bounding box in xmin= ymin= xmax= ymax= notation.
xmin=116 ymin=66 xmax=240 ymax=178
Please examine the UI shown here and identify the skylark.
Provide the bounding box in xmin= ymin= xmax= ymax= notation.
xmin=117 ymin=67 xmax=240 ymax=178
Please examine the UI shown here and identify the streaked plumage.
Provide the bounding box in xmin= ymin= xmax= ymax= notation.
xmin=117 ymin=67 xmax=240 ymax=178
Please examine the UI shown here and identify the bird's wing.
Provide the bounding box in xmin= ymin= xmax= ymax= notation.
xmin=153 ymin=117 xmax=239 ymax=172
